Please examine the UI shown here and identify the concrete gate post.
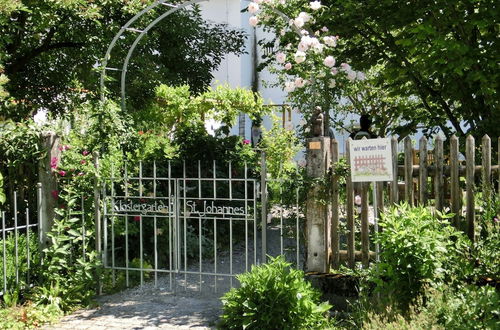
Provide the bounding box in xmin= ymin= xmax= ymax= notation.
xmin=38 ymin=131 xmax=61 ymax=248
xmin=305 ymin=136 xmax=331 ymax=273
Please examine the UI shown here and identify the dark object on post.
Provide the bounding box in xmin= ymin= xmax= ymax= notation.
xmin=350 ymin=114 xmax=377 ymax=140
xmin=312 ymin=107 xmax=324 ymax=137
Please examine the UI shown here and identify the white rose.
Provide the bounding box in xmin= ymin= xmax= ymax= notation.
xmin=317 ymin=71 xmax=326 ymax=78
xmin=298 ymin=12 xmax=311 ymax=23
xmin=298 ymin=41 xmax=309 ymax=52
xmin=284 ymin=81 xmax=296 ymax=92
xmin=323 ymin=55 xmax=336 ymax=67
xmin=276 ymin=52 xmax=286 ymax=63
xmin=249 ymin=16 xmax=259 ymax=27
xmin=295 ymin=77 xmax=305 ymax=88
xmin=310 ymin=1 xmax=321 ymax=10
xmin=323 ymin=36 xmax=337 ymax=47
xmin=294 ymin=51 xmax=306 ymax=64
xmin=293 ymin=16 xmax=304 ymax=28
xmin=347 ymin=70 xmax=356 ymax=81
xmin=284 ymin=63 xmax=292 ymax=70
xmin=248 ymin=2 xmax=259 ymax=14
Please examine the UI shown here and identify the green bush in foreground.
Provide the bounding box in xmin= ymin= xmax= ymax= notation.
xmin=220 ymin=256 xmax=333 ymax=329
xmin=372 ymin=203 xmax=469 ymax=308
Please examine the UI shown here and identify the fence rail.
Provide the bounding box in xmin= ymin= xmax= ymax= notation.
xmin=331 ymin=135 xmax=499 ymax=269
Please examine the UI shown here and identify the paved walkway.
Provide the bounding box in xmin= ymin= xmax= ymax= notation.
xmin=45 ymin=285 xmax=222 ymax=329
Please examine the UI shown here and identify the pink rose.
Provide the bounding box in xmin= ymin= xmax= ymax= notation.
xmin=243 ymin=139 xmax=251 ymax=145
xmin=58 ymin=170 xmax=66 ymax=176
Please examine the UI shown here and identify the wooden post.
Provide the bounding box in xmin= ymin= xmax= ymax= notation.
xmin=390 ymin=137 xmax=398 ymax=205
xmin=360 ymin=183 xmax=369 ymax=268
xmin=434 ymin=136 xmax=444 ymax=211
xmin=306 ymin=137 xmax=331 ymax=273
xmin=450 ymin=135 xmax=460 ymax=227
xmin=466 ymin=136 xmax=475 ymax=242
xmin=404 ymin=137 xmax=414 ymax=205
xmin=419 ymin=136 xmax=428 ymax=205
xmin=482 ymin=135 xmax=491 ymax=203
xmin=261 ymin=151 xmax=267 ymax=263
xmin=330 ymin=139 xmax=340 ymax=269
xmin=346 ymin=139 xmax=355 ymax=269
xmin=38 ymin=132 xmax=61 ymax=248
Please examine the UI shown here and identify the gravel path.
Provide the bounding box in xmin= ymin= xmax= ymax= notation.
xmin=46 ymin=225 xmax=304 ymax=329
xmin=46 ymin=286 xmax=222 ymax=329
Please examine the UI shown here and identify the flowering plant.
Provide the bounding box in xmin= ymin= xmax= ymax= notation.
xmin=247 ymin=0 xmax=366 ymax=131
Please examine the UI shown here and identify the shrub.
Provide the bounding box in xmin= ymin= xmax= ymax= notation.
xmin=220 ymin=256 xmax=332 ymax=329
xmin=372 ymin=203 xmax=469 ymax=308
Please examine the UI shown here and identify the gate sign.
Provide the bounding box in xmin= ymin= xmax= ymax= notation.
xmin=349 ymin=138 xmax=393 ymax=182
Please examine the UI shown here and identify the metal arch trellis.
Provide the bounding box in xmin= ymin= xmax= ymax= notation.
xmin=99 ymin=0 xmax=295 ymax=113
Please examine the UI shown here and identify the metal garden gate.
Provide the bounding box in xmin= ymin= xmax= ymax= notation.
xmin=100 ymin=158 xmax=302 ymax=293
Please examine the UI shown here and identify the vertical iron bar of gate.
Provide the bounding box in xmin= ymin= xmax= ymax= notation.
xmin=280 ymin=184 xmax=284 ymax=256
xmin=37 ymin=183 xmax=43 ymax=254
xmin=153 ymin=161 xmax=158 ymax=288
xmin=2 ymin=212 xmax=6 ymax=293
xmin=296 ymin=169 xmax=300 ymax=269
xmin=81 ymin=196 xmax=86 ymax=263
xmin=198 ymin=161 xmax=202 ymax=291
xmin=244 ymin=162 xmax=248 ymax=272
xmin=14 ymin=192 xmax=19 ymax=285
xmin=26 ymin=206 xmax=30 ymax=284
xmin=183 ymin=161 xmax=187 ymax=290
xmin=103 ymin=183 xmax=108 ymax=269
xmin=213 ymin=160 xmax=217 ymax=292
xmin=260 ymin=152 xmax=267 ymax=263
xmin=110 ymin=165 xmax=115 ymax=286
xmin=93 ymin=152 xmax=102 ymax=294
xmin=139 ymin=161 xmax=144 ymax=287
xmin=168 ymin=161 xmax=173 ymax=291
xmin=229 ymin=161 xmax=233 ymax=288
xmin=124 ymin=162 xmax=130 ymax=287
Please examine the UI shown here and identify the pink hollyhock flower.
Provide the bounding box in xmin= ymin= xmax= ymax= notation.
xmin=133 ymin=216 xmax=141 ymax=222
xmin=354 ymin=195 xmax=362 ymax=205
xmin=80 ymin=159 xmax=87 ymax=165
xmin=51 ymin=190 xmax=59 ymax=200
xmin=58 ymin=170 xmax=66 ymax=176
xmin=243 ymin=139 xmax=251 ymax=145
xmin=50 ymin=157 xmax=58 ymax=169
xmin=82 ymin=150 xmax=90 ymax=156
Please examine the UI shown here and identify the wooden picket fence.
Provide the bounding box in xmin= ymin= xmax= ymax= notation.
xmin=330 ymin=135 xmax=499 ymax=269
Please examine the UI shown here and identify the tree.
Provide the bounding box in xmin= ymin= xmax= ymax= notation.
xmin=0 ymin=0 xmax=246 ymax=120
xmin=252 ymin=0 xmax=499 ymax=139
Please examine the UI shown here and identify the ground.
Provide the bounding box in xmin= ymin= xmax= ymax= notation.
xmin=46 ymin=285 xmax=222 ymax=329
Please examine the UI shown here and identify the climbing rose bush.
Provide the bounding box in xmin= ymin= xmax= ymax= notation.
xmin=246 ymin=0 xmax=366 ymax=127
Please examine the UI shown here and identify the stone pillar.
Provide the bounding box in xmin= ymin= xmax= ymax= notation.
xmin=306 ymin=136 xmax=331 ymax=273
xmin=38 ymin=131 xmax=61 ymax=248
